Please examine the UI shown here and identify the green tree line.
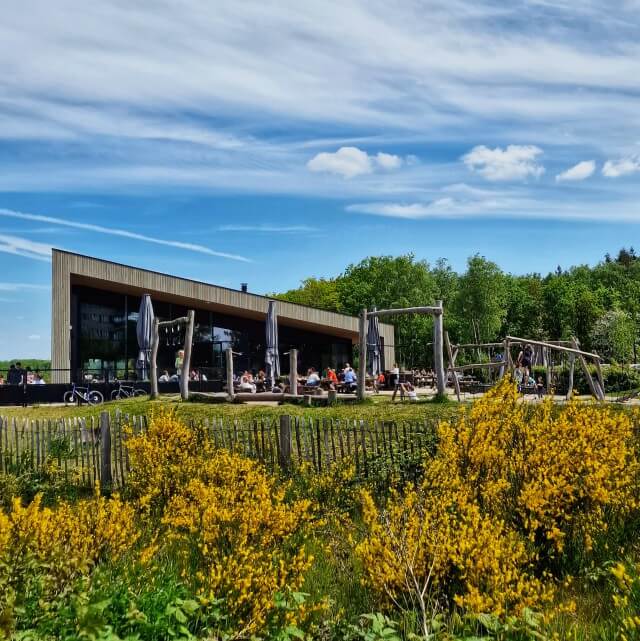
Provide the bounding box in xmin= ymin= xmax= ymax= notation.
xmin=274 ymin=248 xmax=640 ymax=366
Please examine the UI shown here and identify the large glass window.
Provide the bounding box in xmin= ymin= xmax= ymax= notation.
xmin=72 ymin=286 xmax=353 ymax=380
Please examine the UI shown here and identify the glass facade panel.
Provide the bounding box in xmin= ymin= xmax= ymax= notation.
xmin=71 ymin=285 xmax=353 ymax=380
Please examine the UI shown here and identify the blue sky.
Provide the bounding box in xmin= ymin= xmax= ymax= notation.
xmin=1 ymin=0 xmax=639 ymax=358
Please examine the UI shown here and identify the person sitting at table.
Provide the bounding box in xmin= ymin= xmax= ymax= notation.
xmin=306 ymin=367 xmax=321 ymax=386
xmin=159 ymin=370 xmax=170 ymax=383
xmin=239 ymin=371 xmax=256 ymax=393
xmin=342 ymin=366 xmax=357 ymax=391
xmin=375 ymin=371 xmax=385 ymax=393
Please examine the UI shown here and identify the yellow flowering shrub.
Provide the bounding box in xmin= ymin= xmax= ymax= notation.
xmin=0 ymin=489 xmax=138 ymax=635
xmin=356 ymin=378 xmax=639 ymax=621
xmin=357 ymin=486 xmax=550 ymax=620
xmin=125 ymin=409 xmax=215 ymax=510
xmin=432 ymin=379 xmax=638 ymax=556
xmin=162 ymin=450 xmax=313 ymax=634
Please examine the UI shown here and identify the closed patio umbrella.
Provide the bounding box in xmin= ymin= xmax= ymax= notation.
xmin=265 ymin=300 xmax=280 ymax=388
xmin=367 ymin=308 xmax=382 ymax=377
xmin=136 ymin=294 xmax=154 ymax=381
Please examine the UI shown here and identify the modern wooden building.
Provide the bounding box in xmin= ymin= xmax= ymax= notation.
xmin=51 ymin=250 xmax=395 ymax=384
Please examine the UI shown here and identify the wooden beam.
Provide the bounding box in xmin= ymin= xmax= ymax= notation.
xmin=180 ymin=309 xmax=195 ymax=401
xmin=454 ymin=361 xmax=504 ymax=372
xmin=225 ymin=347 xmax=235 ymax=402
xmin=571 ymin=337 xmax=602 ymax=401
xmin=150 ymin=317 xmax=160 ymax=399
xmin=567 ymin=353 xmax=575 ymax=400
xmin=289 ymin=349 xmax=298 ymax=397
xmin=505 ymin=336 xmax=601 ymax=360
xmin=368 ymin=305 xmax=443 ymax=318
xmin=433 ymin=300 xmax=446 ymax=396
xmin=445 ymin=331 xmax=461 ymax=401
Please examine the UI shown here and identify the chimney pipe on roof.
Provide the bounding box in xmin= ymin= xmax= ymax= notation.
xmin=241 ymin=283 xmax=248 ymax=293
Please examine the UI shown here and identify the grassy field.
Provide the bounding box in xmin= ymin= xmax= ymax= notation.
xmin=0 ymin=393 xmax=462 ymax=423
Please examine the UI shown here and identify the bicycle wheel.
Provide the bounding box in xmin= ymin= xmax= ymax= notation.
xmin=134 ymin=389 xmax=147 ymax=397
xmin=110 ymin=389 xmax=122 ymax=401
xmin=88 ymin=391 xmax=104 ymax=405
xmin=63 ymin=391 xmax=74 ymax=405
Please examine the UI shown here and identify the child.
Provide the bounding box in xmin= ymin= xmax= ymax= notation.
xmin=406 ymin=383 xmax=418 ymax=402
xmin=536 ymin=376 xmax=545 ymax=399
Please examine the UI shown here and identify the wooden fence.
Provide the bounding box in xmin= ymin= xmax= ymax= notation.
xmin=0 ymin=412 xmax=439 ymax=490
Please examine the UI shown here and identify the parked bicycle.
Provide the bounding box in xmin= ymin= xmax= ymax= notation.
xmin=63 ymin=382 xmax=104 ymax=406
xmin=110 ymin=380 xmax=147 ymax=401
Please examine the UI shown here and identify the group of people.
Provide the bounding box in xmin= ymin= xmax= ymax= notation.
xmin=515 ymin=343 xmax=546 ymax=398
xmin=0 ymin=363 xmax=46 ymax=386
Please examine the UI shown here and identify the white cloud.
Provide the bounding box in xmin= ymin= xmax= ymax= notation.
xmin=462 ymin=145 xmax=545 ymax=181
xmin=219 ymin=224 xmax=319 ymax=233
xmin=307 ymin=147 xmax=373 ymax=178
xmin=602 ymin=156 xmax=640 ymax=178
xmin=0 ymin=234 xmax=52 ymax=262
xmin=555 ymin=160 xmax=596 ymax=182
xmin=307 ymin=147 xmax=404 ymax=178
xmin=28 ymin=334 xmax=41 ymax=341
xmin=0 ymin=283 xmax=49 ymax=291
xmin=375 ymin=152 xmax=403 ymax=170
xmin=0 ymin=208 xmax=249 ymax=262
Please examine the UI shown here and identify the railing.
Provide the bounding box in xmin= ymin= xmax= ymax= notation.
xmin=0 ymin=412 xmax=439 ymax=489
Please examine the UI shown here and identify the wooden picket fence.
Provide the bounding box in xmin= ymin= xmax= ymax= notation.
xmin=0 ymin=412 xmax=438 ymax=490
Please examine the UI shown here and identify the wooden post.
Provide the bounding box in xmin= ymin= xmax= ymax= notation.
xmin=99 ymin=411 xmax=112 ymax=492
xmin=444 ymin=331 xmax=461 ymax=401
xmin=225 ymin=348 xmax=235 ymax=401
xmin=571 ymin=337 xmax=601 ymax=400
xmin=180 ymin=310 xmax=195 ymax=401
xmin=594 ymin=357 xmax=606 ymax=400
xmin=545 ymin=346 xmax=552 ymax=394
xmin=150 ymin=317 xmax=159 ymax=399
xmin=278 ymin=414 xmax=292 ymax=470
xmin=567 ymin=353 xmax=575 ymax=400
xmin=498 ymin=339 xmax=508 ymax=380
xmin=433 ymin=301 xmax=446 ymax=396
xmin=357 ymin=308 xmax=367 ymax=401
xmin=289 ymin=349 xmax=298 ymax=396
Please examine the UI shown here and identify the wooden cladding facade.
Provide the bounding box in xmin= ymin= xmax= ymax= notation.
xmin=51 ymin=250 xmax=395 ymax=383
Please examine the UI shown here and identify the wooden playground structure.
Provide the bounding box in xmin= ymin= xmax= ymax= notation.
xmin=445 ymin=335 xmax=606 ymax=401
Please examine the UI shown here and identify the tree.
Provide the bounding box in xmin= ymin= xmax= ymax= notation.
xmin=273 ymin=277 xmax=341 ymax=312
xmin=455 ymin=255 xmax=507 ymax=344
xmin=590 ymin=310 xmax=636 ymax=363
xmin=337 ymin=255 xmax=437 ymax=368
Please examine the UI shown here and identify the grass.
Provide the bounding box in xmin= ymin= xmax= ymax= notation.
xmin=0 ymin=393 xmax=463 ymax=423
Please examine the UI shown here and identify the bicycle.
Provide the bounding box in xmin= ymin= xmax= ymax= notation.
xmin=63 ymin=382 xmax=104 ymax=406
xmin=110 ymin=381 xmax=147 ymax=400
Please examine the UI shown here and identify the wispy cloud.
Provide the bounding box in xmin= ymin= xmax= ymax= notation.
xmin=602 ymin=156 xmax=640 ymax=178
xmin=0 ymin=234 xmax=52 ymax=262
xmin=0 ymin=282 xmax=50 ymax=291
xmin=219 ymin=225 xmax=320 ymax=234
xmin=556 ymin=160 xmax=596 ymax=182
xmin=0 ymin=208 xmax=250 ymax=262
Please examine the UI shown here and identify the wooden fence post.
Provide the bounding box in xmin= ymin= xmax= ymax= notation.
xmin=279 ymin=414 xmax=292 ymax=470
xmin=433 ymin=300 xmax=446 ymax=396
xmin=357 ymin=308 xmax=367 ymax=401
xmin=225 ymin=348 xmax=235 ymax=401
xmin=289 ymin=349 xmax=298 ymax=396
xmin=100 ymin=411 xmax=112 ymax=491
xmin=150 ymin=317 xmax=159 ymax=399
xmin=180 ymin=310 xmax=195 ymax=401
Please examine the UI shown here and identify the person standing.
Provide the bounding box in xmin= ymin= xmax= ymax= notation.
xmin=175 ymin=350 xmax=184 ymax=380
